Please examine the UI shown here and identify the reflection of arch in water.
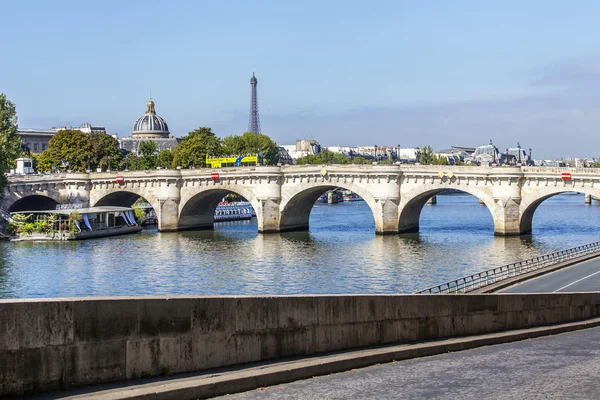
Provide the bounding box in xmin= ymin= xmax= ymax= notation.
xmin=8 ymin=195 xmax=60 ymax=212
xmin=399 ymin=187 xmax=494 ymax=234
xmin=279 ymin=183 xmax=378 ymax=232
xmin=519 ymin=189 xmax=600 ymax=234
xmin=178 ymin=188 xmax=258 ymax=231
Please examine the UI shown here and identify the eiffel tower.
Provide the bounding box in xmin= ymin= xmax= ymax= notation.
xmin=248 ymin=72 xmax=261 ymax=133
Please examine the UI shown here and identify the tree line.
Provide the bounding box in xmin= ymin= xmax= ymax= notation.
xmin=33 ymin=127 xmax=281 ymax=173
xmin=0 ymin=92 xmax=468 ymax=196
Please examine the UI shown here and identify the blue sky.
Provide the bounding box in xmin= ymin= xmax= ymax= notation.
xmin=2 ymin=0 xmax=600 ymax=158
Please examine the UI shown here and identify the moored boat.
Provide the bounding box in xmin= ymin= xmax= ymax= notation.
xmin=214 ymin=205 xmax=253 ymax=222
xmin=8 ymin=206 xmax=142 ymax=241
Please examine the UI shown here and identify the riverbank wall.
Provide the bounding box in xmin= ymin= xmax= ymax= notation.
xmin=1 ymin=293 xmax=600 ymax=396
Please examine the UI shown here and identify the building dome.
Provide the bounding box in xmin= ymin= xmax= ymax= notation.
xmin=132 ymin=98 xmax=170 ymax=138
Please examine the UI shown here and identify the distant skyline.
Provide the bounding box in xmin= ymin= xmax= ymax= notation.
xmin=2 ymin=1 xmax=600 ymax=158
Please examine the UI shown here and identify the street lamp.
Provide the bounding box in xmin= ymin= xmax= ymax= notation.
xmin=397 ymin=144 xmax=401 ymax=162
xmin=107 ymin=156 xmax=111 ymax=172
xmin=87 ymin=155 xmax=91 ymax=172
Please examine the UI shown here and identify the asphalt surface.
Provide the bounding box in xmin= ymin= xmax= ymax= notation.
xmin=500 ymin=256 xmax=600 ymax=293
xmin=216 ymin=326 xmax=600 ymax=400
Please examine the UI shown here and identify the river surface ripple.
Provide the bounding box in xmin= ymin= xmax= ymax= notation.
xmin=1 ymin=194 xmax=599 ymax=298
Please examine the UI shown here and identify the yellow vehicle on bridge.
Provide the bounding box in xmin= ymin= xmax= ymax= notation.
xmin=205 ymin=154 xmax=260 ymax=168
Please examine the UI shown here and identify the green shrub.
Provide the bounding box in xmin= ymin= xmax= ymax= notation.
xmin=22 ymin=223 xmax=36 ymax=235
xmin=5 ymin=223 xmax=17 ymax=235
xmin=34 ymin=220 xmax=48 ymax=233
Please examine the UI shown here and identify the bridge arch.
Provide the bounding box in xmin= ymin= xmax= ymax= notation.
xmin=398 ymin=186 xmax=496 ymax=234
xmin=90 ymin=189 xmax=162 ymax=228
xmin=7 ymin=194 xmax=60 ymax=212
xmin=90 ymin=189 xmax=160 ymax=211
xmin=279 ymin=182 xmax=379 ymax=232
xmin=519 ymin=187 xmax=600 ymax=234
xmin=178 ymin=185 xmax=260 ymax=231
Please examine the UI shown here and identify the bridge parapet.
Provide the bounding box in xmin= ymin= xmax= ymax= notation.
xmin=7 ymin=173 xmax=68 ymax=183
xmin=522 ymin=166 xmax=600 ymax=174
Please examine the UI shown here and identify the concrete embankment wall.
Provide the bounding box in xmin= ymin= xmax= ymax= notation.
xmin=1 ymin=293 xmax=600 ymax=396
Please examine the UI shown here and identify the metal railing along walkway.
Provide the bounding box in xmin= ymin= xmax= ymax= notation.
xmin=416 ymin=241 xmax=600 ymax=294
xmin=0 ymin=208 xmax=12 ymax=223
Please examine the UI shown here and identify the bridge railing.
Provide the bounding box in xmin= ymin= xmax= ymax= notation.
xmin=416 ymin=241 xmax=600 ymax=294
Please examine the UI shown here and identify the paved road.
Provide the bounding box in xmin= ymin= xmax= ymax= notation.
xmin=500 ymin=256 xmax=600 ymax=293
xmin=216 ymin=326 xmax=600 ymax=400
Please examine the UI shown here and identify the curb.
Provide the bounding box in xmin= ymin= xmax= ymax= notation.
xmin=58 ymin=317 xmax=600 ymax=400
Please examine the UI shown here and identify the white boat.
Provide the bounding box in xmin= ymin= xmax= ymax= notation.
xmin=8 ymin=206 xmax=142 ymax=241
xmin=342 ymin=190 xmax=364 ymax=202
xmin=214 ymin=205 xmax=253 ymax=222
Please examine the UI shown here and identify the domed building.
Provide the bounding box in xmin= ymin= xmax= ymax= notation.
xmin=120 ymin=97 xmax=179 ymax=156
xmin=132 ymin=98 xmax=170 ymax=139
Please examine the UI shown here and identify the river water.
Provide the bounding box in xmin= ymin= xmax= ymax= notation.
xmin=1 ymin=193 xmax=599 ymax=299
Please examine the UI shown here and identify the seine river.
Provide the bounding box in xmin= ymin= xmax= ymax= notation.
xmin=1 ymin=193 xmax=599 ymax=299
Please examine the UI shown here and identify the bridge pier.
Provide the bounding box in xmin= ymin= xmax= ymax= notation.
xmin=491 ymin=204 xmax=522 ymax=236
xmin=256 ymin=197 xmax=281 ymax=233
xmin=374 ymin=197 xmax=400 ymax=234
xmin=157 ymin=198 xmax=180 ymax=231
xmin=488 ymin=181 xmax=521 ymax=236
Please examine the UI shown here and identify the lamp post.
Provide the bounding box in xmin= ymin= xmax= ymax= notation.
xmin=397 ymin=144 xmax=401 ymax=162
xmin=107 ymin=156 xmax=111 ymax=172
xmin=87 ymin=155 xmax=91 ymax=172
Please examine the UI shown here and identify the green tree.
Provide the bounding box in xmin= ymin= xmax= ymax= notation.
xmin=37 ymin=130 xmax=122 ymax=173
xmin=158 ymin=149 xmax=174 ymax=169
xmin=434 ymin=155 xmax=449 ymax=165
xmin=222 ymin=132 xmax=280 ymax=165
xmin=89 ymin=131 xmax=122 ymax=171
xmin=296 ymin=154 xmax=325 ymax=165
xmin=122 ymin=152 xmax=141 ymax=171
xmin=0 ymin=94 xmax=22 ymax=195
xmin=351 ymin=156 xmax=371 ymax=164
xmin=296 ymin=149 xmax=357 ymax=165
xmin=37 ymin=130 xmax=90 ymax=172
xmin=138 ymin=141 xmax=158 ymax=170
xmin=173 ymin=127 xmax=221 ymax=168
xmin=419 ymin=145 xmax=435 ymax=165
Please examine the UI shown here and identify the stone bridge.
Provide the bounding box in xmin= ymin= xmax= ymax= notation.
xmin=2 ymin=165 xmax=600 ymax=235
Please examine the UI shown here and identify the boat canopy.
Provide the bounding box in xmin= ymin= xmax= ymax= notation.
xmin=11 ymin=206 xmax=135 ymax=216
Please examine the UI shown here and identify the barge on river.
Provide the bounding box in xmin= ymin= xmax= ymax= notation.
xmin=9 ymin=206 xmax=142 ymax=241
